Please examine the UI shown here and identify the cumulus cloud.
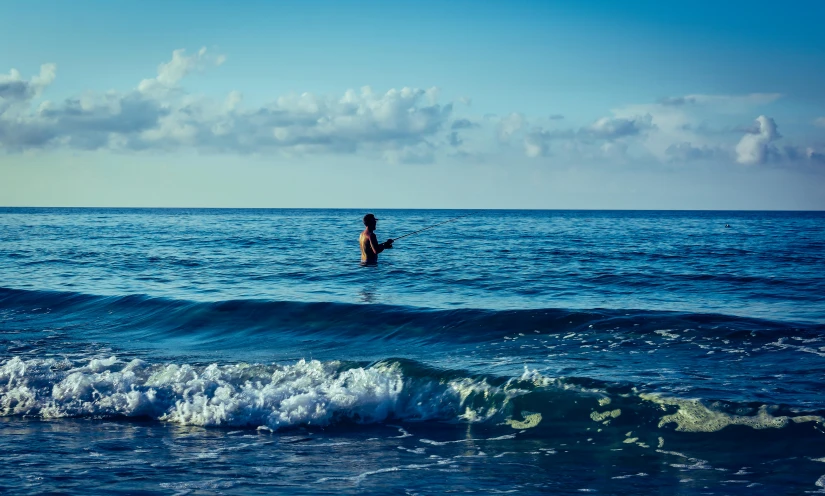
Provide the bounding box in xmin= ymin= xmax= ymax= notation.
xmin=517 ymin=91 xmax=820 ymax=166
xmin=774 ymin=144 xmax=825 ymax=166
xmin=729 ymin=116 xmax=824 ymax=166
xmin=584 ymin=115 xmax=654 ymax=140
xmin=524 ymin=130 xmax=551 ymax=158
xmin=520 ymin=115 xmax=652 ymax=159
xmin=225 ymin=90 xmax=242 ymax=112
xmin=450 ymin=118 xmax=477 ymax=130
xmin=0 ymin=64 xmax=57 ymax=117
xmin=735 ymin=115 xmax=780 ymax=165
xmin=733 ymin=122 xmax=762 ymax=135
xmin=806 ymin=148 xmax=825 ymax=164
xmin=2 ymin=53 xmax=820 ymax=170
xmin=665 ymin=142 xmax=724 ymax=162
xmin=657 ymin=93 xmax=781 ymax=109
xmin=497 ymin=113 xmax=524 ymax=142
xmin=1 ymin=90 xmax=171 ymax=152
xmin=600 ymin=141 xmax=629 ymax=160
xmin=0 ymin=50 xmax=456 ymax=162
xmin=608 ymin=91 xmax=803 ymax=165
xmin=139 ymin=85 xmax=454 ymax=157
xmin=138 ymin=47 xmax=225 ymax=95
xmin=523 ymin=95 xmax=817 ymax=166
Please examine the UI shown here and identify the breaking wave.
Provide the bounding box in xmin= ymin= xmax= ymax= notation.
xmin=1 ymin=355 xmax=822 ymax=439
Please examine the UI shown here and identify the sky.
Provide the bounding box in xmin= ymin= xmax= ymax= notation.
xmin=1 ymin=0 xmax=824 ymax=209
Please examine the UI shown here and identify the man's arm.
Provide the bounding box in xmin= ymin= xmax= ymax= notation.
xmin=368 ymin=233 xmax=392 ymax=254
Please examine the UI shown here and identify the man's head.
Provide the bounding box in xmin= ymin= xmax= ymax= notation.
xmin=363 ymin=213 xmax=378 ymax=230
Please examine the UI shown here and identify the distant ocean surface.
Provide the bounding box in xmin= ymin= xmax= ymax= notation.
xmin=1 ymin=208 xmax=824 ymax=495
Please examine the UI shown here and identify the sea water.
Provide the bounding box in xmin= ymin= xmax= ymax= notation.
xmin=1 ymin=208 xmax=824 ymax=494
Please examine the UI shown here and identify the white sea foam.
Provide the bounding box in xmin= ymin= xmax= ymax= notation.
xmin=419 ymin=434 xmax=516 ymax=446
xmin=0 ymin=356 xmax=529 ymax=430
xmin=640 ymin=393 xmax=824 ymax=432
xmin=767 ymin=338 xmax=825 ymax=358
xmin=612 ymin=472 xmax=648 ymax=479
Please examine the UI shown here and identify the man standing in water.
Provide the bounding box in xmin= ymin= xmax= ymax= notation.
xmin=360 ymin=213 xmax=393 ymax=264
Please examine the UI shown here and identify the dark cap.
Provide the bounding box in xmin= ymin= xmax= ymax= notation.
xmin=363 ymin=213 xmax=378 ymax=225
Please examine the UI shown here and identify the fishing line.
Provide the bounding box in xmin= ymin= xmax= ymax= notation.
xmin=391 ymin=212 xmax=475 ymax=242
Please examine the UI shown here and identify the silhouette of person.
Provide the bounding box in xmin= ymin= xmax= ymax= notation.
xmin=360 ymin=213 xmax=393 ymax=264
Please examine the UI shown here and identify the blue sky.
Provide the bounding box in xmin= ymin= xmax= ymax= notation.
xmin=1 ymin=0 xmax=824 ymax=208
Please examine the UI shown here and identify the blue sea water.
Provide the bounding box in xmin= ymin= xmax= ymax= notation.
xmin=1 ymin=208 xmax=824 ymax=495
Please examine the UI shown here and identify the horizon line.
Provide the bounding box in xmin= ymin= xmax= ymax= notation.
xmin=2 ymin=206 xmax=824 ymax=212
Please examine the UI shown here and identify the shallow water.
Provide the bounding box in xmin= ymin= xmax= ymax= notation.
xmin=1 ymin=208 xmax=824 ymax=494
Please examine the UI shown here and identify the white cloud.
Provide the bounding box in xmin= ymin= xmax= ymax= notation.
xmin=727 ymin=116 xmax=824 ymax=166
xmin=1 ymin=54 xmax=820 ymax=170
xmin=600 ymin=141 xmax=628 ymax=160
xmin=225 ymin=90 xmax=242 ymax=111
xmin=610 ymin=93 xmax=789 ymax=163
xmin=424 ymin=87 xmax=440 ymax=106
xmin=524 ymin=130 xmax=550 ymax=157
xmin=131 ymin=85 xmax=454 ymax=157
xmin=814 ymin=117 xmax=825 ymax=128
xmin=497 ymin=113 xmax=524 ymax=142
xmin=658 ymin=93 xmax=782 ymax=110
xmin=0 ymin=50 xmax=455 ymax=162
xmin=0 ymin=64 xmax=56 ymax=117
xmin=585 ymin=115 xmax=653 ymax=140
xmin=517 ymin=94 xmax=823 ymax=167
xmin=450 ymin=118 xmax=477 ymax=130
xmin=735 ymin=115 xmax=780 ymax=165
xmin=138 ymin=47 xmax=226 ymax=95
xmin=665 ymin=142 xmax=725 ymax=162
xmin=520 ymin=115 xmax=652 ymax=159
xmin=0 ymin=64 xmax=55 ymax=101
xmin=806 ymin=147 xmax=825 ymax=164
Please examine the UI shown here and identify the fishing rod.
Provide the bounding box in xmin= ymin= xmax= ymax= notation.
xmin=390 ymin=212 xmax=475 ymax=242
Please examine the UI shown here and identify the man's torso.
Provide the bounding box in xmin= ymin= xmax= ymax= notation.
xmin=360 ymin=229 xmax=377 ymax=262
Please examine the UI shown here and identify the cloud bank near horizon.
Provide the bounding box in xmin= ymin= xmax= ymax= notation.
xmin=1 ymin=48 xmax=823 ymax=167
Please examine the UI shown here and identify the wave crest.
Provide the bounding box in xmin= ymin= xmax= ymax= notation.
xmin=0 ymin=356 xmax=528 ymax=429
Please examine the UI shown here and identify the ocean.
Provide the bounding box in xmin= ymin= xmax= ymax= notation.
xmin=1 ymin=208 xmax=824 ymax=495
